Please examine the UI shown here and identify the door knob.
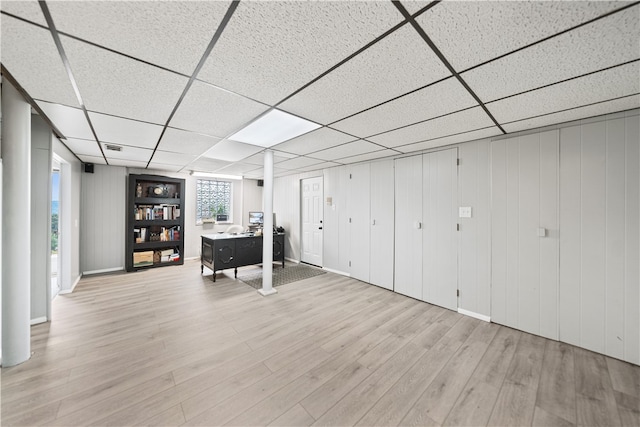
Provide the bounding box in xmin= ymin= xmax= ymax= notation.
xmin=319 ymin=227 xmax=323 ymax=230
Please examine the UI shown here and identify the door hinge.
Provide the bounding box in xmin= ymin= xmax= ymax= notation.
xmin=457 ymin=289 xmax=460 ymax=297
xmin=349 ymin=218 xmax=352 ymax=223
xmin=457 ymin=158 xmax=460 ymax=166
xmin=349 ymin=173 xmax=352 ymax=179
xmin=457 ymin=223 xmax=460 ymax=231
xmin=349 ymin=261 xmax=351 ymax=267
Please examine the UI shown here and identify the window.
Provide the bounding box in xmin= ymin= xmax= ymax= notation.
xmin=196 ymin=179 xmax=232 ymax=224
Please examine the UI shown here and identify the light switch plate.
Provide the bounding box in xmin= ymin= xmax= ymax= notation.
xmin=459 ymin=206 xmax=472 ymax=218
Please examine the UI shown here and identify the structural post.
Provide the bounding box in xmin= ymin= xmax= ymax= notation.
xmin=259 ymin=150 xmax=276 ymax=296
xmin=1 ymin=80 xmax=32 ymax=366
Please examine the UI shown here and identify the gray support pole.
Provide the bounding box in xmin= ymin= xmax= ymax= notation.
xmin=1 ymin=80 xmax=32 ymax=366
xmin=258 ymin=150 xmax=276 ymax=296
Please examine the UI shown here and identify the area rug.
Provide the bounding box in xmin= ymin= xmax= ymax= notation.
xmin=238 ymin=264 xmax=326 ymax=289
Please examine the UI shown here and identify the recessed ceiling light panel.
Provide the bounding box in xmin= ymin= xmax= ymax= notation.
xmin=229 ymin=109 xmax=321 ymax=147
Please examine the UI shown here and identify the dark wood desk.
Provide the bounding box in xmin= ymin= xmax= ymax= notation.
xmin=201 ymin=232 xmax=285 ymax=282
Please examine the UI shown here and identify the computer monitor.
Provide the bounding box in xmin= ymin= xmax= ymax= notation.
xmin=249 ymin=211 xmax=264 ymax=225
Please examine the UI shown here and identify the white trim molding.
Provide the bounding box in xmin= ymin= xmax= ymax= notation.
xmin=458 ymin=307 xmax=491 ymax=323
xmin=30 ymin=317 xmax=47 ymax=326
xmin=322 ymin=267 xmax=350 ymax=277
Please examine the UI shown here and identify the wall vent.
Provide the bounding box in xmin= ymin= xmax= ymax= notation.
xmin=105 ymin=144 xmax=122 ymax=152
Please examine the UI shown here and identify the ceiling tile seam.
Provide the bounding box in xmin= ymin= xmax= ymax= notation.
xmin=392 ymin=1 xmax=506 ymax=135
xmin=0 ymin=64 xmax=85 ymax=164
xmin=459 ymin=1 xmax=640 ymax=75
xmin=497 ymin=93 xmax=640 ymax=127
xmin=483 ymin=58 xmax=640 ymax=106
xmin=408 ymin=1 xmax=442 ymax=20
xmin=363 ymin=104 xmax=479 ymax=139
xmin=296 ymin=137 xmax=367 ymax=157
xmin=39 ymin=0 xmax=109 ymax=165
xmin=272 ymin=11 xmax=412 ymax=108
xmin=0 ymin=11 xmax=48 ymax=29
xmin=193 ymin=79 xmax=273 ymax=109
xmin=326 ymin=75 xmax=454 ymax=127
xmin=147 ymin=0 xmax=240 ymax=169
xmin=392 ymin=125 xmax=498 ymax=150
xmin=337 ymin=147 xmax=403 ymax=162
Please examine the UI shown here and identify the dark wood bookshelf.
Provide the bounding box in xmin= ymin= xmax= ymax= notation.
xmin=126 ymin=174 xmax=185 ymax=272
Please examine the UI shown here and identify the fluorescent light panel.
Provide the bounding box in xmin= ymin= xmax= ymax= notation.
xmin=229 ymin=109 xmax=321 ymax=147
xmin=190 ymin=171 xmax=243 ymax=180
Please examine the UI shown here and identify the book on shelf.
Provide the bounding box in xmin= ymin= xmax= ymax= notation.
xmin=134 ymin=204 xmax=180 ymax=220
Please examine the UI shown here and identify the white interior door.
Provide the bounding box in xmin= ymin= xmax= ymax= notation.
xmin=394 ymin=155 xmax=423 ymax=299
xmin=370 ymin=160 xmax=394 ymax=290
xmin=348 ymin=164 xmax=370 ymax=282
xmin=301 ymin=176 xmax=323 ymax=267
xmin=423 ymin=149 xmax=458 ymax=310
xmin=491 ymin=131 xmax=559 ymax=340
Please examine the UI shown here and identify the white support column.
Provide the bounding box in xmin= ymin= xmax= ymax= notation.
xmin=259 ymin=150 xmax=276 ymax=296
xmin=1 ymin=80 xmax=32 ymax=366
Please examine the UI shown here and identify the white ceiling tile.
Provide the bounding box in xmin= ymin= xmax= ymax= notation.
xmin=216 ymin=163 xmax=262 ymax=175
xmin=369 ymin=107 xmax=496 ymax=148
xmin=271 ymin=127 xmax=357 ymax=156
xmin=150 ymin=151 xmax=197 ymax=166
xmin=0 ymin=0 xmax=47 ymax=26
xmin=197 ymin=1 xmax=403 ymax=104
xmin=158 ymin=128 xmax=221 ymax=156
xmin=395 ymin=127 xmax=503 ymax=154
xmin=464 ymin=8 xmax=640 ymax=102
xmin=502 ymin=95 xmax=640 ymax=134
xmin=296 ymin=161 xmax=342 ymax=172
xmin=102 ymin=144 xmax=152 ymax=162
xmin=147 ymin=163 xmax=183 ymax=173
xmin=36 ymin=102 xmax=93 ymax=139
xmin=337 ymin=149 xmax=399 ymax=164
xmin=487 ymin=61 xmax=640 ymax=124
xmin=188 ymin=157 xmax=232 ymax=173
xmin=400 ymin=1 xmax=433 ymax=16
xmin=48 ymin=1 xmax=231 ymax=75
xmin=62 ymin=137 xmax=102 ymax=158
xmin=1 ymin=16 xmax=79 ymax=106
xmin=243 ymin=151 xmax=296 ymax=166
xmin=60 ymin=35 xmax=188 ymax=124
xmin=278 ymin=25 xmax=450 ymax=124
xmin=88 ymin=112 xmax=163 ymax=149
xmin=418 ymin=1 xmax=625 ymax=71
xmin=171 ymin=81 xmax=269 ymax=138
xmin=241 ymin=167 xmax=289 ymax=179
xmin=276 ymin=156 xmax=325 ymax=170
xmin=311 ymin=140 xmax=382 ymax=161
xmin=78 ymin=155 xmax=107 ymax=165
xmin=332 ymin=77 xmax=477 ymax=137
xmin=201 ymin=139 xmax=263 ymax=162
xmin=106 ymin=158 xmax=149 ymax=168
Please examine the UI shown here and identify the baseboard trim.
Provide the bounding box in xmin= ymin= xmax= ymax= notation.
xmin=30 ymin=317 xmax=47 ymax=326
xmin=185 ymin=256 xmax=200 ymax=261
xmin=59 ymin=275 xmax=81 ymax=295
xmin=83 ymin=267 xmax=124 ymax=276
xmin=285 ymin=257 xmax=299 ymax=264
xmin=322 ymin=267 xmax=350 ymax=277
xmin=458 ymin=308 xmax=491 ymax=323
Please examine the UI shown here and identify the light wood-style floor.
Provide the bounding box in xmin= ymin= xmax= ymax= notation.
xmin=2 ymin=260 xmax=639 ymax=426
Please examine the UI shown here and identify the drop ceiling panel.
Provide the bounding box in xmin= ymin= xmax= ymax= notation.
xmin=147 ymin=163 xmax=183 ymax=173
xmin=106 ymin=158 xmax=149 ymax=168
xmin=0 ymin=0 xmax=47 ymax=26
xmin=102 ymin=144 xmax=152 ymax=162
xmin=243 ymin=151 xmax=297 ymax=166
xmin=276 ymin=156 xmax=325 ymax=170
xmin=278 ymin=25 xmax=450 ymax=124
xmin=78 ymin=155 xmax=107 ymax=165
xmin=1 ymin=16 xmax=79 ymax=106
xmin=311 ymin=140 xmax=382 ymax=161
xmin=36 ymin=102 xmax=93 ymax=139
xmin=171 ymin=81 xmax=269 ymax=138
xmin=48 ymin=1 xmax=231 ymax=75
xmin=332 ymin=77 xmax=476 ymax=137
xmin=62 ymin=138 xmax=103 ymax=157
xmin=463 ymin=8 xmax=640 ymax=102
xmin=369 ymin=107 xmax=496 ymax=148
xmin=216 ymin=163 xmax=263 ymax=175
xmin=201 ymin=139 xmax=263 ymax=162
xmin=88 ymin=112 xmax=163 ymax=149
xmin=400 ymin=1 xmax=433 ymax=16
xmin=395 ymin=127 xmax=503 ymax=154
xmin=241 ymin=167 xmax=289 ymax=179
xmin=188 ymin=157 xmax=232 ymax=173
xmin=486 ymin=61 xmax=640 ymax=124
xmin=158 ymin=128 xmax=221 ymax=156
xmin=337 ymin=149 xmax=399 ymax=164
xmin=417 ymin=1 xmax=625 ymax=71
xmin=502 ymin=95 xmax=640 ymax=133
xmin=197 ymin=1 xmax=403 ymax=104
xmin=150 ymin=151 xmax=197 ymax=166
xmin=272 ymin=127 xmax=357 ymax=156
xmin=61 ymin=35 xmax=188 ymax=124
xmin=296 ymin=161 xmax=342 ymax=172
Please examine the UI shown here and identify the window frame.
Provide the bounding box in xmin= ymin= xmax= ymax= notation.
xmin=195 ymin=178 xmax=233 ymax=225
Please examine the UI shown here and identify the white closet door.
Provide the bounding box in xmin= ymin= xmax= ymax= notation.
xmin=348 ymin=163 xmax=370 ymax=282
xmin=394 ymin=155 xmax=422 ymax=299
xmin=423 ymin=149 xmax=458 ymax=310
xmin=491 ymin=131 xmax=559 ymax=340
xmin=370 ymin=159 xmax=394 ymax=290
xmin=301 ymin=176 xmax=324 ymax=267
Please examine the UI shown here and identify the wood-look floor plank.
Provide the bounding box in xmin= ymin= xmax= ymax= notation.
xmin=607 ymin=357 xmax=640 ymax=398
xmin=535 ymin=340 xmax=577 ymax=424
xmin=268 ymin=403 xmax=315 ymax=426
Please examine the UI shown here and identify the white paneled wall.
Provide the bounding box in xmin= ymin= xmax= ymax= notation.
xmin=348 ymin=163 xmax=370 ymax=282
xmin=323 ymin=166 xmax=350 ymax=274
xmin=559 ymin=112 xmax=640 ymax=364
xmin=80 ymin=165 xmax=126 ymax=274
xmin=370 ymin=159 xmax=395 ymax=290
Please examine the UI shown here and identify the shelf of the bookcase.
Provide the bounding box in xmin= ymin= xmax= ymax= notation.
xmin=134 ymin=241 xmax=182 ymax=250
xmin=134 ymin=197 xmax=181 ymax=205
xmin=134 ymin=219 xmax=181 ymax=226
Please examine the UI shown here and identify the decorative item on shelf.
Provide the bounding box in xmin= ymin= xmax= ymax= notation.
xmin=147 ymin=184 xmax=169 ymax=198
xmin=136 ymin=182 xmax=143 ymax=198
